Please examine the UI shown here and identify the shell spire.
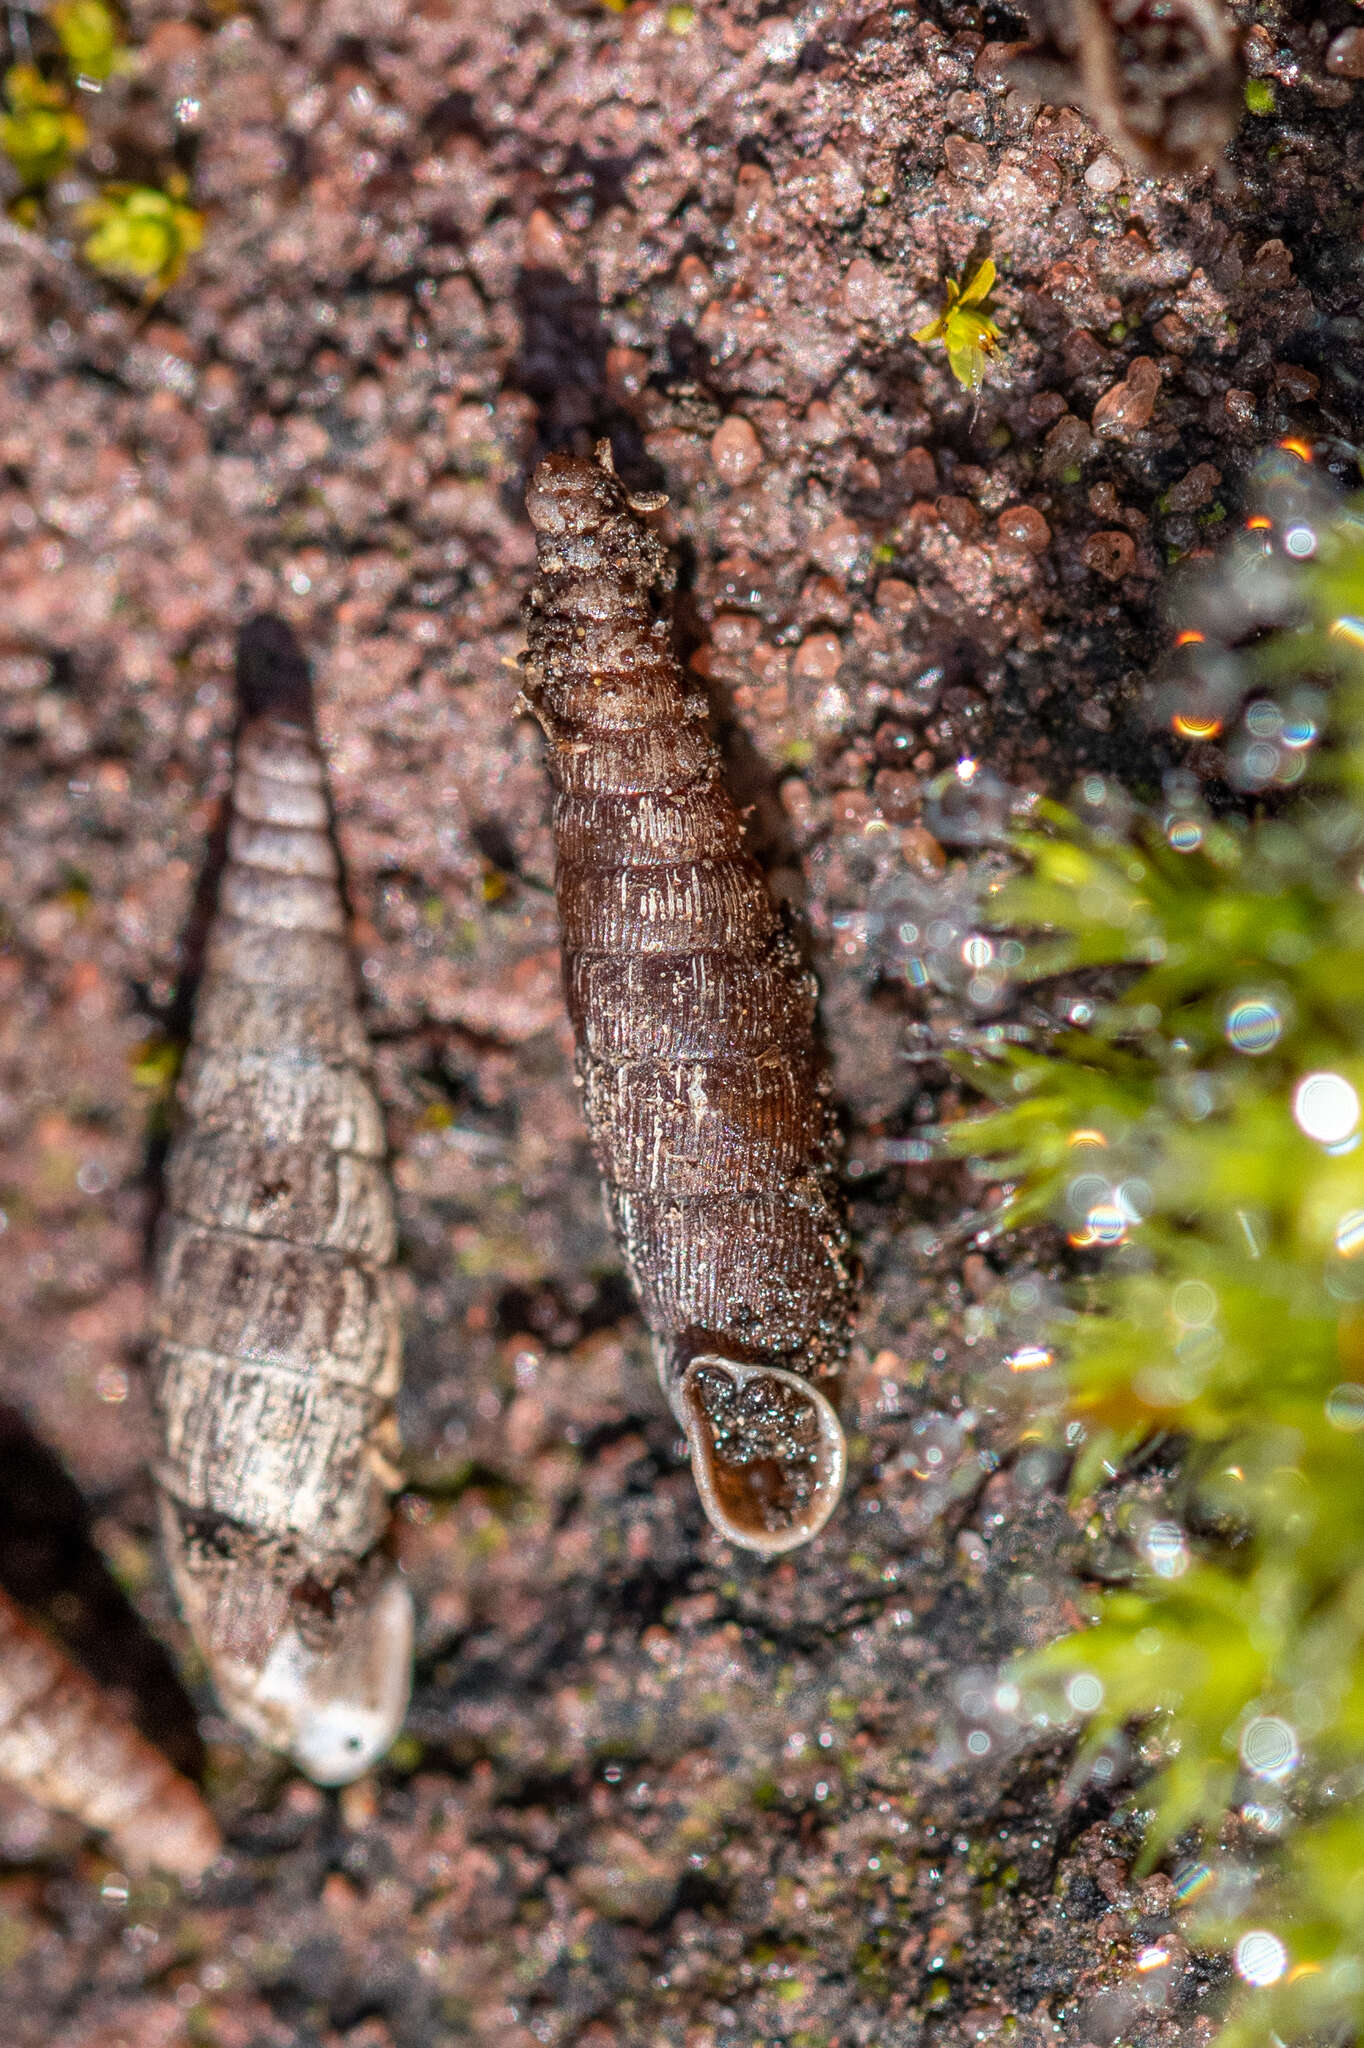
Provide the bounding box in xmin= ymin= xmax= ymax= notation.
xmin=522 ymin=445 xmax=853 ymax=1553
xmin=150 ymin=617 xmax=412 ymax=1784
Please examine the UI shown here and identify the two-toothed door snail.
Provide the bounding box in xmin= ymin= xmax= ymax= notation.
xmin=521 ymin=445 xmax=854 ymax=1554
xmin=0 ymin=1581 xmax=220 ymax=1878
xmin=149 ymin=618 xmax=412 ymax=1784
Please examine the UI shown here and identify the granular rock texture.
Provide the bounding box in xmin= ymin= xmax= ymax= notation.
xmin=0 ymin=0 xmax=1359 ymax=2041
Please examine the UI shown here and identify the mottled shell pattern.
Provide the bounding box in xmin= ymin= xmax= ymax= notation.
xmin=521 ymin=445 xmax=853 ymax=1554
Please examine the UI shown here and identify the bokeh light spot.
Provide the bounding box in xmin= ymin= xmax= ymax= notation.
xmin=1235 ymin=1930 xmax=1287 ymax=1987
xmin=1294 ymin=1072 xmax=1360 ymax=1146
xmin=1325 ymin=1383 xmax=1364 ymax=1432
xmin=1066 ymin=1672 xmax=1103 ymax=1713
xmin=1240 ymin=1716 xmax=1299 ymax=1781
xmin=1144 ymin=1523 xmax=1190 ymax=1579
xmin=1334 ymin=1211 xmax=1364 ymax=1259
xmin=1226 ymin=998 xmax=1282 ymax=1055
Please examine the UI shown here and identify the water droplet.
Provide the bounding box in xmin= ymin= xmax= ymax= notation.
xmin=867 ymin=863 xmax=1011 ymax=1009
xmin=1293 ymin=1071 xmax=1360 ymax=1146
xmin=1234 ymin=1930 xmax=1287 ymax=1987
xmin=1143 ymin=1522 xmax=1189 ymax=1579
xmin=923 ymin=760 xmax=1014 ymax=847
xmin=1283 ymin=523 xmax=1316 ymax=558
xmin=1226 ymin=997 xmax=1282 ymax=1054
xmin=1166 ymin=817 xmax=1203 ymax=852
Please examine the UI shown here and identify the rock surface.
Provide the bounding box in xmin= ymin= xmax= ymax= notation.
xmin=0 ymin=0 xmax=1358 ymax=2041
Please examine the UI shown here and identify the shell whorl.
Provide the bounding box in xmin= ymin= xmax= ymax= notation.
xmin=151 ymin=619 xmax=410 ymax=1784
xmin=0 ymin=1585 xmax=220 ymax=1877
xmin=523 ymin=446 xmax=853 ymax=1553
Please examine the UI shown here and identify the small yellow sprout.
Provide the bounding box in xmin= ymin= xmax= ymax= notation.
xmin=51 ymin=0 xmax=133 ymax=85
xmin=79 ymin=179 xmax=203 ymax=296
xmin=1 ymin=63 xmax=86 ymax=186
xmin=912 ymin=257 xmax=1002 ymax=392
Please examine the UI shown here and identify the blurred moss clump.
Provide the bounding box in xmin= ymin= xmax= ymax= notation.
xmin=1 ymin=1 xmax=202 ymax=294
xmin=1 ymin=62 xmax=85 ymax=186
xmin=80 ymin=177 xmax=202 ymax=292
xmin=949 ymin=490 xmax=1364 ymax=2047
xmin=50 ymin=0 xmax=130 ymax=83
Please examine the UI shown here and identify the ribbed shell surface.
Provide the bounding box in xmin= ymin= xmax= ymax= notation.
xmin=150 ymin=715 xmax=401 ymax=1639
xmin=522 ymin=452 xmax=852 ymax=1400
xmin=0 ymin=1584 xmax=219 ymax=1877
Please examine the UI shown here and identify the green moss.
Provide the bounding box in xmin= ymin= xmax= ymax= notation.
xmin=51 ymin=1 xmax=131 ymax=83
xmin=1244 ymin=77 xmax=1276 ymax=117
xmin=1 ymin=63 xmax=85 ymax=184
xmin=81 ymin=180 xmax=204 ymax=296
xmin=2 ymin=7 xmax=201 ymax=291
xmin=950 ymin=497 xmax=1364 ymax=2047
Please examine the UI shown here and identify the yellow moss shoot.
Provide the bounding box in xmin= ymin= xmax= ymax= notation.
xmin=79 ymin=179 xmax=204 ymax=296
xmin=1 ymin=64 xmax=86 ymax=187
xmin=912 ymin=258 xmax=1003 ymax=392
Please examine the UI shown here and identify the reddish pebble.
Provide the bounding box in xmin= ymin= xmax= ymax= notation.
xmin=936 ymin=495 xmax=981 ymax=539
xmin=1152 ymin=312 xmax=1195 ymax=353
xmin=1041 ymin=413 xmax=1095 ymax=480
xmin=974 ymin=39 xmax=1026 ymax=90
xmin=842 ymin=257 xmax=893 ymax=322
xmin=1327 ymin=27 xmax=1364 ymax=77
xmin=943 ymin=135 xmax=989 ymax=182
xmin=1164 ymin=462 xmax=1221 ymax=514
xmin=1091 ymin=357 xmax=1161 ymax=439
xmin=792 ymin=632 xmax=843 ymax=683
xmin=810 ymin=515 xmax=863 ymax=577
xmin=996 ymin=505 xmax=1051 ymax=552
xmin=872 ymin=768 xmax=920 ymax=822
xmin=874 ymin=578 xmax=916 ymax=617
xmin=524 ymin=206 xmax=572 ymax=268
xmin=894 ymin=446 xmax=937 ymax=495
xmin=832 ymin=788 xmax=875 ymax=833
xmin=1082 ymin=530 xmax=1136 ymax=580
xmin=1224 ymin=387 xmax=1258 ymax=430
xmin=1246 ymin=239 xmax=1293 ymax=290
xmin=1273 ymin=363 xmax=1320 ymax=402
xmin=1027 ymin=389 xmax=1067 ymax=428
xmin=710 ymin=415 xmax=762 ymax=485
